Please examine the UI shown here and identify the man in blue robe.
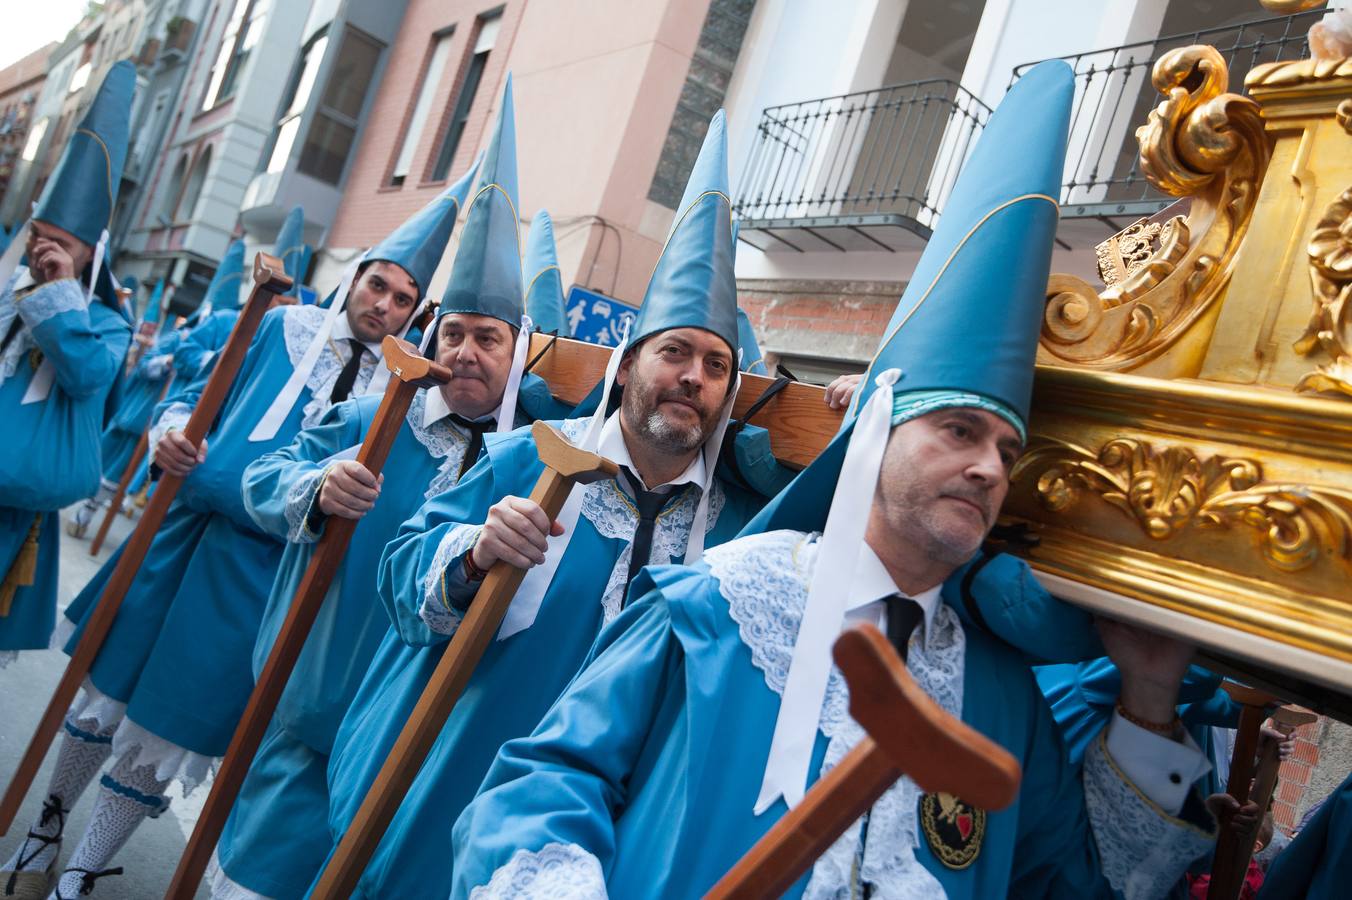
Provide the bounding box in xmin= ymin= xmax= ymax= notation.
xmin=67 ymin=280 xmax=175 ymax=538
xmin=206 ymin=123 xmax=564 ymax=900
xmin=0 ymin=62 xmax=134 ymax=678
xmin=1259 ymin=770 xmax=1352 ymax=899
xmin=0 ymin=184 xmax=454 ymax=897
xmin=310 ymin=102 xmax=764 ymax=900
xmin=452 ymin=61 xmax=1220 ymax=900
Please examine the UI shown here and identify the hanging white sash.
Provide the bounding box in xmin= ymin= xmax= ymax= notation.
xmin=247 ymin=252 xmax=365 ymax=441
xmin=754 ymin=368 xmax=901 ymax=813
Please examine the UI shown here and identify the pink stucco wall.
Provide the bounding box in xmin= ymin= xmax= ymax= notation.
xmin=327 ymin=0 xmax=712 ymax=306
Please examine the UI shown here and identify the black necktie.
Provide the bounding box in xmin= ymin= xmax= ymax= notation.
xmin=884 ymin=593 xmax=924 ymax=663
xmin=621 ymin=467 xmax=671 ymax=600
xmin=330 ymin=339 xmax=366 ymax=403
xmin=449 ymin=414 xmax=495 ymax=477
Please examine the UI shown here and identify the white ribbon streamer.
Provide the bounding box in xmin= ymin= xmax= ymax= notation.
xmin=497 ymin=319 xmax=630 ymax=640
xmin=754 ymin=367 xmax=901 ymax=814
xmin=247 ymin=252 xmax=366 ymax=441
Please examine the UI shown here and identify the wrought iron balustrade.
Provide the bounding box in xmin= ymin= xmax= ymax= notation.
xmin=1013 ymin=9 xmax=1322 ymax=218
xmin=733 ymin=79 xmax=990 ymax=250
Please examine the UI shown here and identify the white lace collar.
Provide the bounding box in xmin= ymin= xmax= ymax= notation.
xmin=406 ymin=390 xmax=473 ymax=500
xmin=706 ymin=529 xmax=965 ymax=900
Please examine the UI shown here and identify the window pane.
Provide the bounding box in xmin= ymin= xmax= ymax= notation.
xmin=298 ymin=112 xmax=356 ymax=184
xmin=286 ymin=34 xmax=329 ymax=117
xmin=323 ymin=30 xmax=382 ymax=121
xmin=267 ymin=115 xmax=300 ymax=173
xmin=473 ymin=16 xmax=500 ymax=53
xmin=431 ymin=50 xmax=487 ymax=182
xmin=391 ymin=32 xmax=452 ymax=181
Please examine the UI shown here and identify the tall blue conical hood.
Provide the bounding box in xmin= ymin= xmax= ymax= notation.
xmin=369 ymin=156 xmax=480 ymax=298
xmin=207 ymin=239 xmax=247 ymax=310
xmin=522 ymin=209 xmax=568 ymax=335
xmin=438 ymin=75 xmax=522 ymax=327
xmin=33 ymin=60 xmax=134 ymax=248
xmin=736 ymin=307 xmax=768 ymax=375
xmin=746 ymin=60 xmax=1073 ymax=539
xmin=630 ymin=109 xmax=737 ymax=355
xmin=273 ymin=205 xmax=310 ymax=298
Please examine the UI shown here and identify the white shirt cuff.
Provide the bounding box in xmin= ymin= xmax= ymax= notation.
xmin=1104 ymin=711 xmax=1212 ymax=816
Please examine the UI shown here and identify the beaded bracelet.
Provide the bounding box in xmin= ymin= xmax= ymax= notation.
xmin=1115 ymin=700 xmax=1182 ymax=736
xmin=462 ymin=544 xmax=489 ymax=582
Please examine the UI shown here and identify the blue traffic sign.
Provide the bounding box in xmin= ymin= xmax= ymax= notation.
xmin=565 ymin=285 xmax=637 ymax=347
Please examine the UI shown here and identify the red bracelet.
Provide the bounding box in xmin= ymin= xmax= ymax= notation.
xmin=1115 ymin=701 xmax=1181 ymax=736
xmin=463 ymin=545 xmax=489 ymax=581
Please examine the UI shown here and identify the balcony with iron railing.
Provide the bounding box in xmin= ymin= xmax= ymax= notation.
xmin=1013 ymin=6 xmax=1320 ymax=224
xmin=733 ymin=79 xmax=990 ymax=253
xmin=733 ymin=8 xmax=1320 ymax=253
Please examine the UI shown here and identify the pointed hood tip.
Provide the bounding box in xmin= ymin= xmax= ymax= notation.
xmin=523 ymin=209 xmax=568 ymax=335
xmin=438 ymin=78 xmax=524 ymax=328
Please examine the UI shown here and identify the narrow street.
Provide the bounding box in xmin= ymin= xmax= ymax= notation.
xmin=1 ymin=504 xmax=211 ymax=899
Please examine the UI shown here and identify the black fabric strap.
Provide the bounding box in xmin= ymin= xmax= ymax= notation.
xmin=329 ymin=338 xmax=366 ymax=403
xmin=0 ymin=316 xmax=23 ymax=355
xmin=449 ymin=413 xmax=495 ymax=477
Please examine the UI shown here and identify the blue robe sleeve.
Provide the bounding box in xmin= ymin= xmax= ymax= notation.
xmin=450 ymin=590 xmax=680 ymax=899
xmin=17 ymin=280 xmax=128 ymax=400
xmin=376 ymin=449 xmax=500 ymax=647
xmin=242 ymin=399 xmax=364 ymax=543
xmin=174 ymin=312 xmax=231 ymax=381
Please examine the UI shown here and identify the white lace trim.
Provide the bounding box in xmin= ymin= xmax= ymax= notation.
xmin=206 ymin=848 xmax=276 ymax=900
xmin=149 ymin=401 xmax=193 ymax=450
xmin=419 ymin=523 xmax=482 ymax=635
xmin=281 ymin=305 xmax=379 ymax=431
xmin=407 ymin=390 xmax=472 ymax=500
xmin=470 ymin=842 xmax=606 ymax=900
xmin=1085 ymin=733 xmax=1217 ymax=900
xmin=705 ymin=530 xmax=965 ymax=899
xmin=581 ymin=478 xmax=726 ymax=624
xmin=111 ymin=716 xmax=217 ymax=798
xmin=66 ymin=678 xmax=128 ymax=734
xmin=282 ymin=467 xmax=328 ymax=544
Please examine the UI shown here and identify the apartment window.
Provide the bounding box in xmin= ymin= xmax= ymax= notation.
xmin=177 ymin=146 xmax=212 ymax=220
xmin=429 ymin=12 xmax=500 ymax=183
xmin=160 ymin=153 xmax=189 ymax=222
xmin=389 ymin=28 xmax=455 ymax=186
xmin=297 ymin=27 xmax=383 ymax=184
xmin=202 ymin=0 xmax=270 ymax=112
xmin=21 ymin=118 xmax=47 ymax=162
xmin=266 ymin=29 xmax=329 ymax=174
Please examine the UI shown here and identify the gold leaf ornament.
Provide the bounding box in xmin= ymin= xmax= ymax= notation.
xmin=1294 ymin=187 xmax=1352 ymax=397
xmin=1012 ymin=437 xmax=1352 ymax=573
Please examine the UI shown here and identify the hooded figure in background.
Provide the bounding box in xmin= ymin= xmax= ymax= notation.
xmin=451 ymin=60 xmax=1218 ymax=900
xmin=312 ymin=101 xmax=767 ymax=900
xmin=522 ymin=209 xmax=570 ymax=336
xmin=8 ymin=164 xmax=434 ymax=897
xmin=0 ymin=60 xmax=134 ymax=673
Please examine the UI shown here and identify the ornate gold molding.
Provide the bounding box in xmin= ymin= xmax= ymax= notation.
xmin=1038 ymin=47 xmax=1270 ymax=372
xmin=1257 ymin=0 xmax=1326 ymax=12
xmin=1012 ymin=436 xmax=1352 ymax=574
xmin=1293 ymin=187 xmax=1352 ymax=397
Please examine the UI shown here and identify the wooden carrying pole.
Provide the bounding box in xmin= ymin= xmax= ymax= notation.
xmin=309 ymin=421 xmax=619 ymax=900
xmin=0 ymin=254 xmax=292 ymax=836
xmin=90 ymin=376 xmax=174 ymax=556
xmin=1206 ymin=700 xmax=1315 ymax=900
xmin=1206 ymin=682 xmax=1281 ymax=900
xmin=705 ymin=625 xmax=1022 ymax=900
xmin=163 ymin=337 xmax=451 ymax=899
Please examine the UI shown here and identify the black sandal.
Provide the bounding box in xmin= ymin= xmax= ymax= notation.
xmin=53 ymin=866 xmax=123 ymax=899
xmin=2 ymin=795 xmax=67 ymax=898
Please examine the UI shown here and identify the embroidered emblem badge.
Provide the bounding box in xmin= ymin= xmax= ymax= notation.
xmin=920 ymin=791 xmax=985 ymax=869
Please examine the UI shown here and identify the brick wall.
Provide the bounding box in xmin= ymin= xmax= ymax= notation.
xmin=738 ymin=277 xmax=901 ymax=368
xmin=1272 ymin=717 xmax=1324 ymax=830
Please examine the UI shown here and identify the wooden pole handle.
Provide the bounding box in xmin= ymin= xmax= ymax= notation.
xmin=310 ymin=422 xmax=617 ymax=900
xmin=163 ymin=335 xmax=449 ymax=898
xmin=705 ymin=625 xmax=1021 ymax=899
xmin=0 ymin=254 xmax=291 ymax=836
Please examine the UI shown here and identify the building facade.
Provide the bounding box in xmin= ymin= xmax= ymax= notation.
xmin=0 ymin=44 xmax=57 ymax=213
